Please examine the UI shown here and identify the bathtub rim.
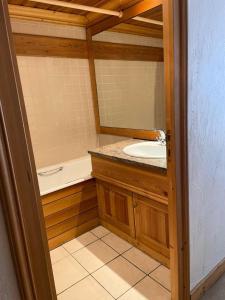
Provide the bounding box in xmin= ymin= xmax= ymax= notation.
xmin=37 ymin=155 xmax=92 ymax=196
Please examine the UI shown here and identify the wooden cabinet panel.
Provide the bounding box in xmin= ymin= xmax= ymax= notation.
xmin=97 ymin=181 xmax=135 ymax=237
xmin=92 ymin=156 xmax=168 ymax=201
xmin=134 ymin=194 xmax=169 ymax=258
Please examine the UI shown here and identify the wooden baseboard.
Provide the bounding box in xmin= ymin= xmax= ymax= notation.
xmin=191 ymin=257 xmax=225 ymax=300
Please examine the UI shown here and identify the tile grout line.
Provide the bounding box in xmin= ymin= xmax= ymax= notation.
xmin=100 ymin=237 xmax=161 ymax=276
xmin=100 ymin=235 xmax=133 ymax=256
xmin=58 ymin=245 xmax=117 ymax=299
xmin=148 ymin=264 xmax=171 ymax=292
xmin=56 ymin=273 xmax=90 ymax=296
xmin=115 ymin=275 xmax=148 ymax=300
xmin=52 ymin=228 xmax=171 ymax=296
xmin=148 ymin=274 xmax=171 ymax=293
xmin=61 ymin=229 xmax=111 ymax=256
xmin=148 ymin=264 xmax=162 ymax=275
xmin=91 ymin=228 xmax=111 ymax=239
xmin=89 ymin=274 xmax=116 ymax=299
xmin=99 ymin=236 xmax=171 ymax=292
xmin=67 ymin=236 xmax=146 ymax=299
xmin=61 ymin=234 xmax=100 ymax=255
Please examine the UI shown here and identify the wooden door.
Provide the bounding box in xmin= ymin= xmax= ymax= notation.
xmin=134 ymin=194 xmax=170 ymax=259
xmin=97 ymin=181 xmax=135 ymax=237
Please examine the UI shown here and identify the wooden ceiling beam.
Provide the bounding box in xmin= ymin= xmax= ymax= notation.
xmin=88 ymin=0 xmax=162 ymax=36
xmin=8 ymin=4 xmax=88 ymax=26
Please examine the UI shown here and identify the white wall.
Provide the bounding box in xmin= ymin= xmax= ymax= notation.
xmin=188 ymin=0 xmax=225 ymax=289
xmin=0 ymin=202 xmax=21 ymax=299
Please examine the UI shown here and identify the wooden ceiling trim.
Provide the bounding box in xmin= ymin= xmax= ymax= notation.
xmin=88 ymin=0 xmax=163 ymax=36
xmin=110 ymin=23 xmax=163 ymax=39
xmin=8 ymin=4 xmax=88 ymax=26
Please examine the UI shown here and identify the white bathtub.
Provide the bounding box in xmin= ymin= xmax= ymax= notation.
xmin=37 ymin=155 xmax=92 ymax=196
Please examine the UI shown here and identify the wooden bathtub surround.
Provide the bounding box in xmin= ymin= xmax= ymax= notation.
xmin=91 ymin=154 xmax=170 ymax=267
xmin=41 ymin=179 xmax=99 ymax=250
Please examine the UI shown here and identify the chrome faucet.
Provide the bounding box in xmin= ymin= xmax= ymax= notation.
xmin=157 ymin=130 xmax=166 ymax=145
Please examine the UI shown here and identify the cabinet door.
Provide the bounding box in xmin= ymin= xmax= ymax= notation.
xmin=97 ymin=181 xmax=135 ymax=237
xmin=134 ymin=194 xmax=169 ymax=258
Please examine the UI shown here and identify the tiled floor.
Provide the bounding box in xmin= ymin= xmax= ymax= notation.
xmin=50 ymin=226 xmax=171 ymax=299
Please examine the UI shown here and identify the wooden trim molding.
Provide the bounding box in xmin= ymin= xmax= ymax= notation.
xmin=9 ymin=4 xmax=87 ymax=26
xmin=86 ymin=28 xmax=101 ymax=133
xmin=100 ymin=126 xmax=160 ymax=140
xmin=13 ymin=32 xmax=163 ymax=62
xmin=163 ymin=0 xmax=189 ymax=299
xmin=93 ymin=40 xmax=164 ymax=61
xmin=191 ymin=257 xmax=225 ymax=300
xmin=0 ymin=0 xmax=56 ymax=299
xmin=14 ymin=33 xmax=88 ymax=58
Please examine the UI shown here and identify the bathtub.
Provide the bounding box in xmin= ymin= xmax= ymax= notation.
xmin=37 ymin=155 xmax=92 ymax=196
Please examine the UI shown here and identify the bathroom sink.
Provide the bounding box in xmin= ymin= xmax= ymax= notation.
xmin=123 ymin=141 xmax=166 ymax=159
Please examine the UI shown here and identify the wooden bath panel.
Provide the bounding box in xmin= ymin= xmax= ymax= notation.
xmin=41 ymin=178 xmax=99 ymax=250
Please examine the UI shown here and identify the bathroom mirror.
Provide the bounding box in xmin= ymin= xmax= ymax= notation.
xmin=92 ymin=5 xmax=165 ymax=139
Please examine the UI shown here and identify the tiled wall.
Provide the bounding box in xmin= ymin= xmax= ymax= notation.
xmin=95 ymin=60 xmax=165 ymax=130
xmin=12 ymin=19 xmax=97 ymax=168
xmin=12 ymin=19 xmax=164 ymax=168
xmin=17 ymin=56 xmax=97 ymax=168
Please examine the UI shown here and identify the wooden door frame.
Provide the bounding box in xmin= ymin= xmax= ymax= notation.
xmin=163 ymin=0 xmax=189 ymax=299
xmin=0 ymin=0 xmax=189 ymax=299
xmin=0 ymin=0 xmax=57 ymax=299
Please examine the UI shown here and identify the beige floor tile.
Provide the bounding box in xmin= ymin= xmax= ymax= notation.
xmin=52 ymin=256 xmax=88 ymax=294
xmin=102 ymin=232 xmax=132 ymax=254
xmin=91 ymin=226 xmax=110 ymax=238
xmin=50 ymin=246 xmax=69 ymax=264
xmin=72 ymin=240 xmax=118 ymax=273
xmin=150 ymin=265 xmax=171 ymax=290
xmin=92 ymin=256 xmax=145 ymax=298
xmin=57 ymin=276 xmax=113 ymax=300
xmin=122 ymin=247 xmax=160 ymax=274
xmin=118 ymin=276 xmax=171 ymax=300
xmin=63 ymin=232 xmax=98 ymax=254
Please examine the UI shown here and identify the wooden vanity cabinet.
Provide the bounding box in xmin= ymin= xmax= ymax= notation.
xmin=97 ymin=181 xmax=135 ymax=237
xmin=92 ymin=155 xmax=169 ymax=266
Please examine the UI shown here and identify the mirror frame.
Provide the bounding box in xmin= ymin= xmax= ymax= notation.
xmin=87 ymin=0 xmax=164 ymax=140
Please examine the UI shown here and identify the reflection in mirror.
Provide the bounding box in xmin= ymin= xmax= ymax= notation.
xmin=93 ymin=5 xmax=165 ymax=132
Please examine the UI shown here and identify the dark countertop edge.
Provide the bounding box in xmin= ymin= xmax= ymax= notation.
xmin=88 ymin=150 xmax=167 ymax=175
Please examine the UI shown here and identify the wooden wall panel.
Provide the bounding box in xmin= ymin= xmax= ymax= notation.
xmin=93 ymin=40 xmax=163 ymax=61
xmin=41 ymin=179 xmax=99 ymax=250
xmin=13 ymin=33 xmax=163 ymax=62
xmin=13 ymin=33 xmax=88 ymax=58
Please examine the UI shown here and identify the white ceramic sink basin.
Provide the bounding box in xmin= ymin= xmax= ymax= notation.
xmin=123 ymin=141 xmax=166 ymax=159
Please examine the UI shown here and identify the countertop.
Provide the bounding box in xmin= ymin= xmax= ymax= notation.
xmin=88 ymin=139 xmax=167 ymax=173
